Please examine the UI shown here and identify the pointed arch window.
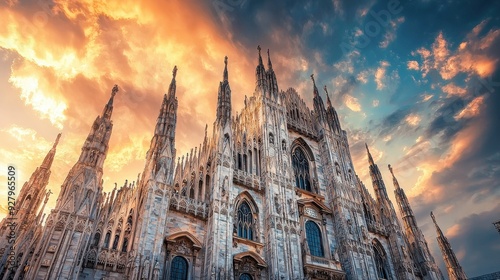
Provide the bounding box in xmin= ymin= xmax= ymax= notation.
xmin=122 ymin=237 xmax=128 ymax=252
xmin=240 ymin=273 xmax=253 ymax=280
xmin=170 ymin=256 xmax=188 ymax=280
xmin=93 ymin=232 xmax=101 ymax=247
xmin=237 ymin=201 xmax=254 ymax=240
xmin=189 ymin=187 xmax=195 ymax=199
xmin=305 ymin=221 xmax=324 ymax=257
xmin=292 ymin=147 xmax=311 ymax=192
xmin=104 ymin=231 xmax=111 ymax=248
xmin=374 ymin=244 xmax=390 ymax=279
xmin=112 ymin=233 xmax=120 ymax=250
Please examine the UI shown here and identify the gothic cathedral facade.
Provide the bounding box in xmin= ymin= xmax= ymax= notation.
xmin=0 ymin=47 xmax=450 ymax=280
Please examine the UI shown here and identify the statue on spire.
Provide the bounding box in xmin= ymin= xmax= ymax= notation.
xmin=45 ymin=189 xmax=53 ymax=202
xmin=310 ymin=73 xmax=315 ymax=85
xmin=173 ymin=66 xmax=178 ymax=79
xmin=112 ymin=84 xmax=119 ymax=97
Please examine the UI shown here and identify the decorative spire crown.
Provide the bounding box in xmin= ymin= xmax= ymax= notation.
xmin=168 ymin=66 xmax=177 ymax=99
xmin=53 ymin=133 xmax=61 ymax=148
xmin=108 ymin=84 xmax=118 ymax=105
xmin=366 ymin=143 xmax=375 ymax=165
xmin=267 ymin=49 xmax=273 ymax=69
xmin=257 ymin=45 xmax=263 ymax=65
xmin=324 ymin=85 xmax=332 ymax=107
xmin=389 ymin=164 xmax=400 ymax=189
xmin=223 ymin=56 xmax=228 ymax=81
xmin=311 ymin=74 xmax=319 ymax=96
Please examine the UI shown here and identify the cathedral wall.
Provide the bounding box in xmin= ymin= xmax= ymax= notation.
xmin=164 ymin=211 xmax=207 ymax=277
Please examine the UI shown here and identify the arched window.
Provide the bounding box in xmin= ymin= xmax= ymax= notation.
xmin=93 ymin=232 xmax=100 ymax=246
xmin=237 ymin=201 xmax=254 ymax=240
xmin=305 ymin=221 xmax=324 ymax=257
xmin=103 ymin=231 xmax=111 ymax=248
xmin=198 ymin=180 xmax=203 ymax=201
xmin=170 ymin=256 xmax=188 ymax=280
xmin=112 ymin=233 xmax=120 ymax=250
xmin=292 ymin=148 xmax=311 ymax=192
xmin=240 ymin=273 xmax=253 ymax=280
xmin=122 ymin=237 xmax=128 ymax=252
xmin=189 ymin=187 xmax=195 ymax=199
xmin=374 ymin=244 xmax=389 ymax=279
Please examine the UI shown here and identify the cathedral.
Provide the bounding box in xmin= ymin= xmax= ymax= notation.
xmin=0 ymin=47 xmax=467 ymax=280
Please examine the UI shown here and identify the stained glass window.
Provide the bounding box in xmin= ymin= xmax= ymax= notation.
xmin=292 ymin=148 xmax=312 ymax=192
xmin=237 ymin=201 xmax=254 ymax=240
xmin=170 ymin=256 xmax=188 ymax=280
xmin=306 ymin=221 xmax=324 ymax=257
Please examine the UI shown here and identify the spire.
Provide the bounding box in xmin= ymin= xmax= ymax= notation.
xmin=388 ymin=164 xmax=400 ymax=189
xmin=431 ymin=212 xmax=468 ymax=280
xmin=391 ymin=169 xmax=442 ymax=279
xmin=258 ymin=45 xmax=263 ymax=66
xmin=311 ymin=73 xmax=327 ymax=124
xmin=311 ymin=74 xmax=319 ymax=96
xmin=366 ymin=143 xmax=375 ymax=166
xmin=430 ymin=212 xmax=443 ymax=238
xmin=216 ymin=56 xmax=231 ymax=126
xmin=154 ymin=65 xmax=178 ymax=138
xmin=255 ymin=45 xmax=267 ymax=96
xmin=168 ymin=66 xmax=178 ymax=99
xmin=102 ymin=84 xmax=118 ymax=119
xmin=267 ymin=49 xmax=272 ymax=69
xmin=324 ymin=85 xmax=332 ymax=108
xmin=223 ymin=56 xmax=228 ymax=81
xmin=41 ymin=133 xmax=61 ymax=169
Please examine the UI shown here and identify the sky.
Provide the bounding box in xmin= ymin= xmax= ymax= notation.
xmin=0 ymin=0 xmax=499 ymax=277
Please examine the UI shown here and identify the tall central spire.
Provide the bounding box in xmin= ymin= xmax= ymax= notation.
xmin=255 ymin=45 xmax=267 ymax=96
xmin=431 ymin=212 xmax=467 ymax=280
xmin=216 ymin=56 xmax=231 ymax=126
xmin=168 ymin=65 xmax=178 ymax=99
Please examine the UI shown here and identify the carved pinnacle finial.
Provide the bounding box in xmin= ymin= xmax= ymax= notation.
xmin=111 ymin=84 xmax=119 ymax=97
xmin=224 ymin=56 xmax=228 ymax=66
xmin=257 ymin=45 xmax=261 ymax=53
xmin=310 ymin=74 xmax=315 ymax=85
xmin=430 ymin=211 xmax=436 ymax=223
xmin=388 ymin=164 xmax=394 ymax=176
xmin=173 ymin=66 xmax=178 ymax=79
xmin=53 ymin=133 xmax=61 ymax=148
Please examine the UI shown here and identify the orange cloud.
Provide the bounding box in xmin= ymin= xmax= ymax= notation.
xmin=441 ymin=83 xmax=466 ymax=97
xmin=415 ymin=23 xmax=500 ymax=81
xmin=0 ymin=0 xmax=327 ymax=222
